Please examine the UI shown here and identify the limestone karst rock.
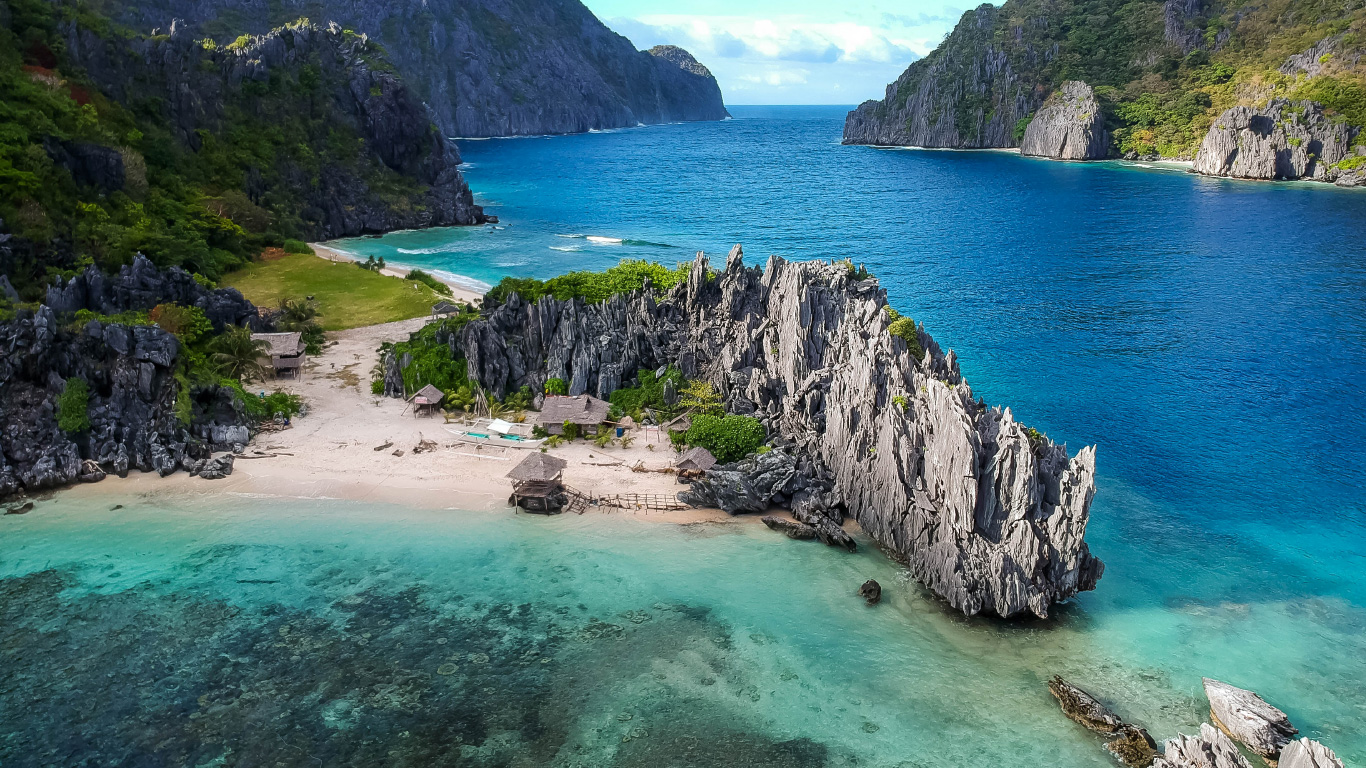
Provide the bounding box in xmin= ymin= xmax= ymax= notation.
xmin=423 ymin=246 xmax=1103 ymax=618
xmin=1278 ymin=738 xmax=1346 ymax=768
xmin=1020 ymin=82 xmax=1110 ymax=160
xmin=1202 ymin=678 xmax=1297 ymax=761
xmin=857 ymin=579 xmax=882 ymax=605
xmin=1153 ymin=723 xmax=1254 ymax=768
xmin=760 ymin=515 xmax=817 ymax=540
xmin=1192 ymin=100 xmax=1358 ymax=182
xmin=113 ymin=1 xmax=728 ymax=138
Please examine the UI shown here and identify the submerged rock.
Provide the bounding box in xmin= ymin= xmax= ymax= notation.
xmin=1048 ymin=676 xmax=1124 ymax=733
xmin=1107 ymin=725 xmax=1160 ymax=768
xmin=857 ymin=580 xmax=882 ymax=605
xmin=761 ymin=515 xmax=817 ymax=540
xmin=1203 ymin=678 xmax=1297 ymax=761
xmin=1153 ymin=723 xmax=1253 ymax=768
xmin=1278 ymin=738 xmax=1345 ymax=768
xmin=1192 ymin=100 xmax=1358 ymax=182
xmin=1020 ymin=81 xmax=1110 ymax=160
xmin=434 ymin=248 xmax=1102 ymax=618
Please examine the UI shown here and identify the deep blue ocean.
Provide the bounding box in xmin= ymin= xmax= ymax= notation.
xmin=4 ymin=106 xmax=1364 ymax=766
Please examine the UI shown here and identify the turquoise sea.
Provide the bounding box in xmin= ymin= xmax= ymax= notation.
xmin=3 ymin=106 xmax=1365 ymax=765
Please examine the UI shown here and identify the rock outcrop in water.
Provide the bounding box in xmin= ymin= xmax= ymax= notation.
xmin=1202 ymin=678 xmax=1297 ymax=761
xmin=112 ymin=0 xmax=728 ymax=138
xmin=418 ymin=247 xmax=1102 ymax=618
xmin=1279 ymin=738 xmax=1346 ymax=768
xmin=1154 ymin=723 xmax=1254 ymax=768
xmin=0 ymin=257 xmax=256 ymax=499
xmin=1192 ymin=101 xmax=1360 ymax=184
xmin=1020 ymin=82 xmax=1110 ymax=160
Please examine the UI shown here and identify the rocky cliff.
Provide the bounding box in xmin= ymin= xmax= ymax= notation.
xmin=109 ymin=0 xmax=729 ymax=138
xmin=844 ymin=0 xmax=1366 ymax=162
xmin=0 ymin=257 xmax=259 ymax=500
xmin=1192 ymin=100 xmax=1362 ymax=184
xmin=843 ymin=4 xmax=1038 ymax=148
xmin=62 ymin=19 xmax=484 ymax=237
xmin=412 ymin=248 xmax=1102 ymax=619
xmin=1020 ymin=81 xmax=1111 ymax=160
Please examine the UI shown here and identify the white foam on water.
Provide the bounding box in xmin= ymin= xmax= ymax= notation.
xmin=586 ymin=236 xmax=623 ymax=245
xmin=550 ymin=245 xmax=583 ymax=252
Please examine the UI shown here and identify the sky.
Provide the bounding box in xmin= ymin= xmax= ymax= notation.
xmin=583 ymin=0 xmax=974 ymax=105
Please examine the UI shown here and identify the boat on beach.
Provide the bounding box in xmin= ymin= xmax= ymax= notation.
xmin=444 ymin=418 xmax=545 ymax=449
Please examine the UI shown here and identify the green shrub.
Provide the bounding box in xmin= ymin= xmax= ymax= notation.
xmin=562 ymin=422 xmax=580 ymax=440
xmin=683 ymin=414 xmax=766 ymax=464
xmin=282 ymin=239 xmax=313 ymax=255
xmin=486 ymin=259 xmax=691 ymax=305
xmin=1334 ymin=154 xmax=1366 ymax=171
xmin=544 ymin=378 xmax=568 ymax=396
xmin=149 ymin=303 xmax=212 ymax=343
xmin=405 ymin=269 xmax=453 ymax=296
xmin=370 ymin=379 xmax=384 ymax=395
xmin=57 ymin=378 xmax=91 ymax=433
xmin=887 ymin=315 xmax=925 ymax=361
xmin=607 ymin=366 xmax=684 ymax=417
xmin=893 ymin=395 xmax=908 ymax=410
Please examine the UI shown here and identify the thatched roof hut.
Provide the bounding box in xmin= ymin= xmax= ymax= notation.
xmin=507 ymin=452 xmax=568 ymax=483
xmin=675 ymin=447 xmax=717 ymax=472
xmin=537 ymin=395 xmax=611 ymax=435
xmin=251 ymin=331 xmax=304 ymax=357
xmin=412 ymin=384 xmax=444 ymax=404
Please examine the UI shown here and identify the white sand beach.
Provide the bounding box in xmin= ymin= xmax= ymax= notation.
xmin=68 ymin=314 xmax=752 ymax=526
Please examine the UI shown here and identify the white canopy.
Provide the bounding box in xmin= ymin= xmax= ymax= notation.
xmin=487 ymin=418 xmax=514 ymax=435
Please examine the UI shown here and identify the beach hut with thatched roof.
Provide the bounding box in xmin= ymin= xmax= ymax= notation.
xmin=411 ymin=384 xmax=445 ymax=418
xmin=507 ymin=452 xmax=570 ymax=513
xmin=536 ymin=395 xmax=611 ymax=436
xmin=251 ymin=331 xmax=306 ymax=379
xmin=675 ymin=447 xmax=717 ymax=473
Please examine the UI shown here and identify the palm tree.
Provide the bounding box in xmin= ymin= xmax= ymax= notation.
xmin=213 ymin=326 xmax=268 ymax=382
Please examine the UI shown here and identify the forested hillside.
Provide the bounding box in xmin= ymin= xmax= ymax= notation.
xmin=844 ymin=0 xmax=1366 ymax=159
xmin=0 ymin=0 xmax=481 ymax=298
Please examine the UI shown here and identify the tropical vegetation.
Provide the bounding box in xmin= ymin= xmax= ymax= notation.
xmin=485 ymin=259 xmax=692 ymax=305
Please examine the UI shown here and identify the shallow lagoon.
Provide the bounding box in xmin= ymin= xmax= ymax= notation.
xmin=2 ymin=490 xmax=1363 ymax=766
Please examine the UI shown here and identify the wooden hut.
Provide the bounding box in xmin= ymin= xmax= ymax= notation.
xmin=431 ymin=300 xmax=462 ymax=318
xmin=536 ymin=395 xmax=611 ymax=436
xmin=411 ymin=384 xmax=445 ymax=418
xmin=251 ymin=332 xmax=306 ymax=379
xmin=675 ymin=446 xmax=717 ymax=483
xmin=507 ymin=452 xmax=569 ymax=513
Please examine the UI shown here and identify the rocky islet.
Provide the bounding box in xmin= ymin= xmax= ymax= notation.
xmin=392 ymin=247 xmax=1103 ymax=619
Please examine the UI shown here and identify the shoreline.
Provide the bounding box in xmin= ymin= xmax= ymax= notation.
xmin=50 ymin=313 xmax=754 ymax=527
xmin=309 ymin=242 xmax=488 ymax=306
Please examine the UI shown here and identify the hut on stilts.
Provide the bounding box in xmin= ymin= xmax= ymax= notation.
xmin=506 ymin=452 xmax=570 ymax=514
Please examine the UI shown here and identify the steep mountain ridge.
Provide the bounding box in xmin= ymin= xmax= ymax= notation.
xmin=844 ymin=0 xmax=1366 ymax=162
xmin=110 ymin=0 xmax=729 ymax=137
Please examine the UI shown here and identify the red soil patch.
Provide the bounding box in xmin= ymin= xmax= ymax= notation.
xmin=260 ymin=247 xmax=288 ymax=261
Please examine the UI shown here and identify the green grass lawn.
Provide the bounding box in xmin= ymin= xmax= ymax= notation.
xmin=223 ymin=252 xmax=445 ymax=331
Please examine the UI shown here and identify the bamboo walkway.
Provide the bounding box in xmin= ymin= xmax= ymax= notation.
xmin=596 ymin=493 xmax=690 ymax=512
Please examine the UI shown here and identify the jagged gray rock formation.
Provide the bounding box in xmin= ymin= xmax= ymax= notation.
xmin=1020 ymin=82 xmax=1110 ymax=160
xmin=111 ymin=0 xmax=728 ymax=138
xmin=1279 ymin=738 xmax=1346 ymax=768
xmin=1153 ymin=724 xmax=1253 ymax=768
xmin=1281 ymin=34 xmax=1364 ymax=78
xmin=0 ymin=257 xmax=258 ymax=500
xmin=62 ymin=19 xmax=483 ymax=237
xmin=0 ymin=307 xmax=250 ymax=499
xmin=1192 ymin=100 xmax=1359 ymax=183
xmin=46 ymin=256 xmax=261 ymax=331
xmin=409 ymin=247 xmax=1102 ymax=618
xmin=1202 ymin=678 xmax=1297 ymax=761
